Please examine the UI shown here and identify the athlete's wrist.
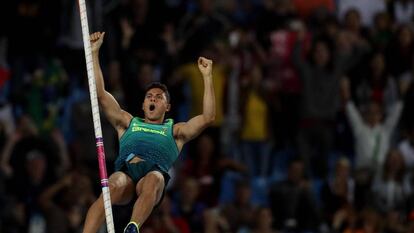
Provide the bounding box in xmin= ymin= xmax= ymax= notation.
xmin=202 ymin=74 xmax=213 ymax=80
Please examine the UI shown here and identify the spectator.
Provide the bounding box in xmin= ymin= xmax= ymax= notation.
xmin=262 ymin=21 xmax=304 ymax=148
xmin=342 ymin=9 xmax=370 ymax=42
xmin=337 ymin=0 xmax=386 ymax=26
xmin=292 ymin=0 xmax=335 ymax=19
xmin=341 ymin=208 xmax=383 ymax=233
xmin=255 ymin=0 xmax=297 ymax=49
xmin=383 ymin=210 xmax=409 ymax=233
xmin=386 ymin=25 xmax=414 ymax=80
xmin=220 ymin=180 xmax=256 ymax=232
xmin=372 ymin=149 xmax=409 ymax=214
xmin=269 ymin=159 xmax=320 ymax=232
xmin=239 ymin=65 xmax=272 ymax=177
xmin=171 ymin=177 xmax=206 ymax=233
xmin=183 ymin=134 xmax=247 ymax=206
xmin=370 ymin=12 xmax=393 ymax=50
xmin=321 ymin=157 xmax=355 ymax=226
xmin=355 ymin=51 xmax=399 ymax=112
xmin=238 ymin=207 xmax=279 ymax=233
xmin=176 ymin=0 xmax=230 ymax=63
xmin=143 ymin=194 xmax=191 ymax=233
xmin=399 ymin=124 xmax=414 ymax=169
xmin=58 ymin=0 xmax=102 ymax=84
xmin=39 ymin=170 xmax=95 ymax=233
xmin=1 ymin=115 xmax=39 ymax=178
xmin=387 ymin=0 xmax=414 ymax=24
xmin=353 ymin=167 xmax=376 ymax=212
xmin=293 ymin=29 xmax=341 ymax=178
xmin=342 ymin=78 xmax=404 ymax=172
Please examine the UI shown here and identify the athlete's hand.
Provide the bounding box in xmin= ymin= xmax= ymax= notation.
xmin=198 ymin=57 xmax=213 ymax=78
xmin=90 ymin=32 xmax=105 ymax=53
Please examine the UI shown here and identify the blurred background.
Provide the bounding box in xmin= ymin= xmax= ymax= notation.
xmin=1 ymin=0 xmax=414 ymax=232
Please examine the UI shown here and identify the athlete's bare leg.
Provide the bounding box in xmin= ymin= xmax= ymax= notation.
xmin=83 ymin=172 xmax=135 ymax=233
xmin=129 ymin=171 xmax=165 ymax=227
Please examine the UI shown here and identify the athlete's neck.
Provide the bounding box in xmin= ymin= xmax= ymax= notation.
xmin=144 ymin=118 xmax=165 ymax=124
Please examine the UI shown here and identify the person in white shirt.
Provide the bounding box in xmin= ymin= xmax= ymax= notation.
xmin=341 ymin=78 xmax=404 ymax=171
xmin=398 ymin=125 xmax=414 ymax=169
xmin=389 ymin=0 xmax=414 ymax=24
xmin=337 ymin=0 xmax=386 ymax=26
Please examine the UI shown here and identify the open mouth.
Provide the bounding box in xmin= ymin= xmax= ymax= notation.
xmin=149 ymin=104 xmax=155 ymax=111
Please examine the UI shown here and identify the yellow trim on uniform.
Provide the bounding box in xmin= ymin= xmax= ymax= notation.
xmin=124 ymin=221 xmax=140 ymax=232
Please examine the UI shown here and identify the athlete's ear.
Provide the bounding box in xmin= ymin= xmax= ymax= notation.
xmin=142 ymin=102 xmax=144 ymax=111
xmin=166 ymin=104 xmax=171 ymax=112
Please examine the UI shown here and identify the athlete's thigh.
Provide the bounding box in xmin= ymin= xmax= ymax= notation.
xmin=136 ymin=171 xmax=165 ymax=203
xmin=108 ymin=171 xmax=135 ymax=205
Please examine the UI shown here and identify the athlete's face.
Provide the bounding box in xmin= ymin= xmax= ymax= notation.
xmin=142 ymin=88 xmax=170 ymax=121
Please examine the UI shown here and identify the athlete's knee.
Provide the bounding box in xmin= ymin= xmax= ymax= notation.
xmin=138 ymin=172 xmax=164 ymax=196
xmin=108 ymin=172 xmax=133 ymax=203
xmin=145 ymin=172 xmax=165 ymax=189
xmin=108 ymin=181 xmax=127 ymax=202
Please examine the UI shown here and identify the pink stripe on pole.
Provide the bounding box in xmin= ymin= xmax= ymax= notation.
xmin=96 ymin=137 xmax=109 ymax=187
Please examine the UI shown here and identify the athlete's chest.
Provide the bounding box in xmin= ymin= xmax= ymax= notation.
xmin=130 ymin=122 xmax=170 ymax=137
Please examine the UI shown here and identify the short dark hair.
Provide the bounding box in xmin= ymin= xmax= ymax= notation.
xmin=144 ymin=82 xmax=170 ymax=103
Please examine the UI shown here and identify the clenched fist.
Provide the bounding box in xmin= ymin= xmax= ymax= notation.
xmin=90 ymin=31 xmax=105 ymax=53
xmin=198 ymin=57 xmax=213 ymax=78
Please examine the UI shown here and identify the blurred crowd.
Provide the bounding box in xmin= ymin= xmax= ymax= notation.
xmin=1 ymin=0 xmax=414 ymax=233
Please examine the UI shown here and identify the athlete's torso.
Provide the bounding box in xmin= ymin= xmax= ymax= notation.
xmin=114 ymin=117 xmax=179 ymax=172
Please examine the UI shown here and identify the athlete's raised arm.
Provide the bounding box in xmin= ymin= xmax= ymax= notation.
xmin=90 ymin=32 xmax=132 ymax=133
xmin=174 ymin=57 xmax=216 ymax=147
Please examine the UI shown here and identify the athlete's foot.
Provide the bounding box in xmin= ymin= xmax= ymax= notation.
xmin=124 ymin=222 xmax=140 ymax=233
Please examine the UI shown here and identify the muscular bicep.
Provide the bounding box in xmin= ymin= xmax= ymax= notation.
xmin=99 ymin=91 xmax=132 ymax=130
xmin=174 ymin=115 xmax=212 ymax=144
